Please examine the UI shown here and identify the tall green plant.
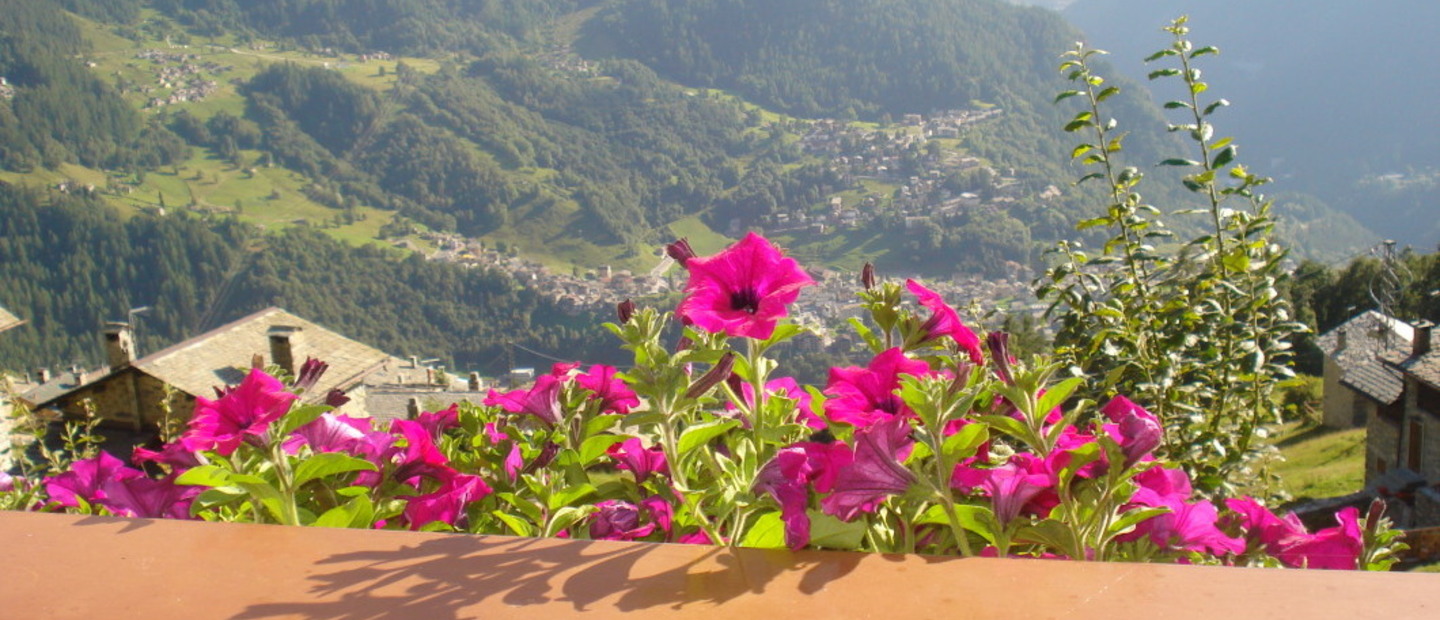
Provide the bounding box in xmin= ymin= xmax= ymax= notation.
xmin=1039 ymin=17 xmax=1303 ymax=496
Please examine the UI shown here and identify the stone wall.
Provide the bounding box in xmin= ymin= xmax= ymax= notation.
xmin=1367 ymin=413 xmax=1402 ymax=485
xmin=52 ymin=370 xmax=194 ymax=430
xmin=1415 ymin=487 xmax=1440 ymax=528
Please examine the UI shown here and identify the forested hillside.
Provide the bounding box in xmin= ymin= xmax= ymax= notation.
xmin=0 ymin=184 xmax=617 ymax=374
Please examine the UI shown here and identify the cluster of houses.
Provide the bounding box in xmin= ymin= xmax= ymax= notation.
xmin=1319 ymin=311 xmax=1440 ymax=527
xmin=1 ymin=306 xmax=495 ymax=467
xmin=0 ymin=77 xmax=13 ymax=100
xmin=132 ymin=49 xmax=227 ymax=108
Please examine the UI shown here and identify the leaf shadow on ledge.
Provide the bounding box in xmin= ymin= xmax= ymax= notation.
xmin=231 ymin=534 xmax=868 ymax=619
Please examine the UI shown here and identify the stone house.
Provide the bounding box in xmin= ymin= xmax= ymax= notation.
xmin=22 ymin=307 xmax=411 ymax=430
xmin=1317 ymin=311 xmax=1412 ymax=429
xmin=1371 ymin=320 xmax=1440 ymax=526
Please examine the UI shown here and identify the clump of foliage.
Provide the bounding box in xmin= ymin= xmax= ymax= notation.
xmin=1038 ymin=18 xmax=1302 ymax=496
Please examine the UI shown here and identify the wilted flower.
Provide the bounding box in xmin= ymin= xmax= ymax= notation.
xmin=181 ymin=369 xmax=298 ymax=456
xmin=986 ymin=332 xmax=1014 ymax=385
xmin=861 ymin=262 xmax=876 ymax=290
xmin=616 ymin=299 xmax=636 ymax=324
xmin=590 ymin=499 xmax=662 ymax=541
xmin=676 ymin=232 xmax=816 ymax=340
xmin=684 ymin=352 xmax=735 ymax=400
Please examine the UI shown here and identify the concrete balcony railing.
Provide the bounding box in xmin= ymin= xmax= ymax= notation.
xmin=1 ymin=510 xmax=1434 ymax=619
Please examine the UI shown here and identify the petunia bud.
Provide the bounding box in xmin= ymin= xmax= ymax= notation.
xmin=861 ymin=262 xmax=876 ymax=290
xmin=684 ymin=352 xmax=735 ymax=400
xmin=617 ymin=299 xmax=636 ymax=324
xmin=986 ymin=331 xmax=1014 ymax=385
xmin=665 ymin=238 xmax=697 ymax=268
xmin=324 ymin=388 xmax=351 ymax=408
xmin=294 ymin=357 xmax=329 ymax=392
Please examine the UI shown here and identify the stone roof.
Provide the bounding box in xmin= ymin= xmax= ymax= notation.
xmin=1318 ymin=311 xmax=1412 ymax=404
xmin=1383 ymin=322 xmax=1440 ymax=389
xmin=0 ymin=306 xmax=24 ymax=334
xmin=132 ymin=307 xmax=401 ymax=401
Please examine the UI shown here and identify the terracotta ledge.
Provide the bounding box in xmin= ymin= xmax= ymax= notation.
xmin=1 ymin=511 xmax=1433 ymax=619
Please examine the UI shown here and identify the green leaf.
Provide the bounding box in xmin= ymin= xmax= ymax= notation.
xmin=1147 ymin=68 xmax=1180 ymax=80
xmin=941 ymin=423 xmax=990 ymax=464
xmin=547 ymin=483 xmax=596 ymax=511
xmin=1203 ymin=99 xmax=1230 ymax=116
xmin=1071 ymin=144 xmax=1094 ymax=159
xmin=739 ymin=511 xmax=786 ymax=549
xmin=192 ymin=487 xmax=246 ymax=513
xmin=276 ymin=404 xmax=330 ymax=437
xmin=678 ymin=419 xmax=741 ymax=455
xmin=579 ymin=435 xmax=628 ymax=466
xmin=1190 ymin=46 xmax=1220 ymax=58
xmin=918 ymin=504 xmax=999 ymax=546
xmin=314 ymin=495 xmax=375 ymax=529
xmin=544 ymin=506 xmax=591 ymax=538
xmin=1053 ymin=90 xmax=1083 ymax=104
xmin=175 ymin=465 xmax=235 ymax=488
xmin=1036 ymin=377 xmax=1085 ymax=416
xmin=493 ymin=510 xmax=535 ymax=537
xmin=1095 ymin=86 xmax=1121 ymax=102
xmin=293 ymin=453 xmax=377 ymax=487
xmin=807 ymin=511 xmax=866 ymax=550
xmin=1159 ymin=158 xmax=1199 ymax=167
xmin=1162 ymin=101 xmax=1192 ymax=110
xmin=1107 ymin=506 xmax=1170 ymax=537
xmin=1212 ymin=146 xmax=1236 ymax=168
xmin=1143 ymin=49 xmax=1179 ymax=62
xmin=1075 ymin=172 xmax=1104 ymax=186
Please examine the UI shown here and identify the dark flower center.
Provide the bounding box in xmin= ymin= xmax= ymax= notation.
xmin=729 ymin=288 xmax=761 ymax=314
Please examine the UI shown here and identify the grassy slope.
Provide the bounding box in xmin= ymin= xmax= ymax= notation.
xmin=1272 ymin=422 xmax=1366 ymax=500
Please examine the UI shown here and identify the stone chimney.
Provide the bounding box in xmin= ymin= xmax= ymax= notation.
xmin=268 ymin=325 xmax=303 ymax=376
xmin=102 ymin=322 xmax=135 ymax=370
xmin=33 ymin=367 xmax=51 ymax=383
xmin=1335 ymin=328 xmax=1348 ymax=354
xmin=1414 ymin=320 xmax=1434 ymax=358
xmin=406 ymin=398 xmax=421 ymax=420
xmin=468 ymin=372 xmax=481 ymax=391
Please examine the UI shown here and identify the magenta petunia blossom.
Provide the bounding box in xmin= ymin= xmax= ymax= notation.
xmin=45 ymin=452 xmax=143 ymax=509
xmin=132 ymin=441 xmax=202 ymax=472
xmin=824 ymin=348 xmax=931 ymax=428
xmin=1100 ymin=396 xmax=1162 ymax=467
xmin=905 ymin=279 xmax=984 ymax=364
xmin=414 ymin=404 xmax=461 ymax=437
xmin=99 ymin=475 xmax=201 ymax=520
xmin=822 ymin=416 xmax=917 ymax=521
xmin=608 ymin=437 xmax=669 ymax=483
xmin=676 ymin=232 xmax=815 ymax=340
xmin=952 ymin=456 xmax=1054 ymax=526
xmin=402 ymin=473 xmax=492 ymax=530
xmin=589 ymin=499 xmax=659 ymax=541
xmin=485 ymin=374 xmax=564 ymax=426
xmin=387 ymin=419 xmax=453 ymax=487
xmin=1226 ymin=498 xmax=1363 ymax=569
xmin=286 ymin=412 xmax=374 ymax=455
xmin=1125 ymin=468 xmax=1243 ymax=556
xmin=181 ymin=369 xmax=298 ymax=456
xmin=755 ymin=447 xmax=819 ymax=550
xmin=575 ymin=364 xmax=640 ymax=414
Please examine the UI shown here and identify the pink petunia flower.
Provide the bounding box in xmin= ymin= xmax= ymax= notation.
xmin=1126 ymin=468 xmax=1243 ymax=556
xmin=414 ymin=404 xmax=461 ymax=437
xmin=45 ymin=452 xmax=143 ymax=509
xmin=285 ymin=412 xmax=374 ymax=455
xmin=402 ymin=473 xmax=492 ymax=530
xmin=1100 ymin=396 xmax=1162 ymax=467
xmin=822 ymin=416 xmax=916 ymax=521
xmin=98 ymin=475 xmax=201 ymax=520
xmin=824 ymin=348 xmax=931 ymax=428
xmin=676 ymin=232 xmax=816 ymax=340
xmin=905 ymin=279 xmax=984 ymax=364
xmin=485 ymin=374 xmax=564 ymax=426
xmin=608 ymin=437 xmax=669 ymax=483
xmin=589 ymin=499 xmax=664 ymax=541
xmin=181 ymin=369 xmax=298 ymax=456
xmin=952 ymin=456 xmax=1054 ymax=526
xmin=1226 ymin=498 xmax=1363 ymax=569
xmin=132 ymin=442 xmax=202 ymax=472
xmin=575 ymin=365 xmax=640 ymax=414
